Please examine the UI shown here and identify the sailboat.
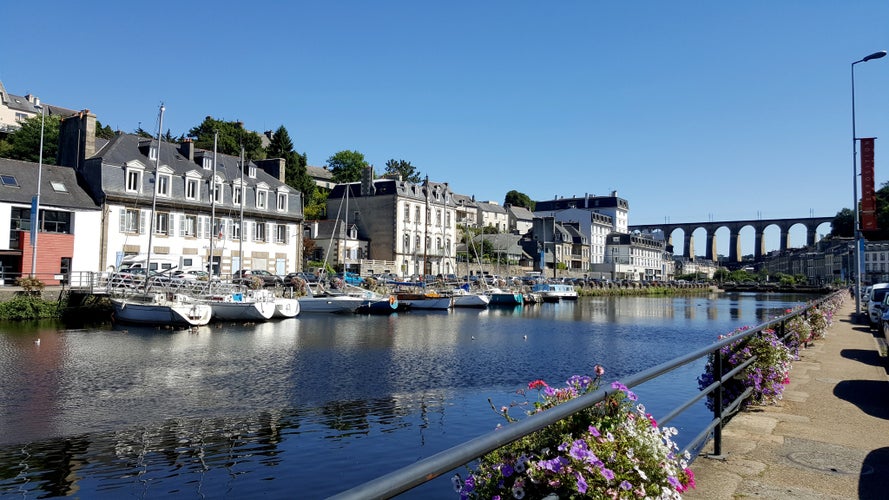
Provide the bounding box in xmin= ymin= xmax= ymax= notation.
xmin=110 ymin=105 xmax=212 ymax=327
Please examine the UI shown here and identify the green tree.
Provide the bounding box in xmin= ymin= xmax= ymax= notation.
xmin=830 ymin=208 xmax=853 ymax=237
xmin=327 ymin=150 xmax=369 ymax=183
xmin=304 ymin=187 xmax=329 ymax=220
xmin=504 ymin=190 xmax=535 ymax=211
xmin=95 ymin=120 xmax=116 ymax=140
xmin=187 ymin=116 xmax=265 ymax=160
xmin=0 ymin=114 xmax=61 ymax=165
xmin=266 ymin=125 xmax=315 ymax=199
xmin=383 ymin=159 xmax=422 ymax=183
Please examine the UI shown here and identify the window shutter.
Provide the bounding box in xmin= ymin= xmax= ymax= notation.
xmin=140 ymin=210 xmax=147 ymax=234
xmin=119 ymin=209 xmax=126 ymax=232
xmin=179 ymin=215 xmax=186 ymax=237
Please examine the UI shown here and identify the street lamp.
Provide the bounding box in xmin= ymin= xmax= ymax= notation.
xmin=30 ymin=104 xmax=46 ymax=279
xmin=851 ymin=49 xmax=886 ymax=317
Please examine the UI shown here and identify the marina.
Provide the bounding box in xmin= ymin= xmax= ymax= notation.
xmin=0 ymin=292 xmax=815 ymax=498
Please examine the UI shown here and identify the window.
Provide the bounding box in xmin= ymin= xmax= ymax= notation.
xmin=415 ymin=235 xmax=421 ymax=251
xmin=277 ymin=192 xmax=287 ymax=211
xmin=60 ymin=257 xmax=71 ymax=276
xmin=120 ymin=208 xmax=143 ymax=233
xmin=249 ymin=165 xmax=257 ymax=178
xmin=213 ymin=181 xmax=223 ymax=203
xmin=202 ymin=156 xmax=213 ymax=170
xmin=404 ymin=204 xmax=410 ymax=222
xmin=233 ymin=221 xmax=241 ymax=240
xmin=415 ymin=207 xmax=421 ymax=223
xmin=257 ymin=189 xmax=268 ymax=209
xmin=185 ymin=178 xmax=199 ymax=200
xmin=255 ymin=222 xmax=266 ymax=242
xmin=446 ymin=211 xmax=451 ymax=227
xmin=157 ymin=173 xmax=171 ymax=196
xmin=436 ymin=209 xmax=442 ymax=227
xmin=403 ymin=234 xmax=411 ymax=252
xmin=436 ymin=237 xmax=442 ymax=251
xmin=181 ymin=215 xmax=197 ymax=237
xmin=15 ymin=112 xmax=28 ymax=122
xmin=276 ymin=224 xmax=287 ymax=244
xmin=50 ymin=181 xmax=67 ymax=192
xmin=233 ymin=185 xmax=243 ymax=205
xmin=126 ymin=169 xmax=142 ymax=192
xmin=155 ymin=212 xmax=169 ymax=235
xmin=1 ymin=175 xmax=18 ymax=187
xmin=148 ymin=145 xmax=157 ymax=161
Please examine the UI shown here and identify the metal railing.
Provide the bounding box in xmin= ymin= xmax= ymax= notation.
xmin=330 ymin=290 xmax=842 ymax=499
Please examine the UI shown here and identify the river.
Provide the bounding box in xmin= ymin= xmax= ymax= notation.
xmin=0 ymin=292 xmax=816 ymax=499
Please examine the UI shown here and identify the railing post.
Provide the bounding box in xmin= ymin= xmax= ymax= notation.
xmin=713 ymin=346 xmax=723 ymax=456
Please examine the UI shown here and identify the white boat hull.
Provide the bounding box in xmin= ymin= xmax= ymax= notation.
xmin=111 ymin=294 xmax=212 ymax=326
xmin=298 ymin=296 xmax=365 ymax=313
xmin=209 ymin=300 xmax=277 ymax=321
xmin=273 ymin=298 xmax=301 ymax=318
xmin=452 ymin=293 xmax=490 ymax=308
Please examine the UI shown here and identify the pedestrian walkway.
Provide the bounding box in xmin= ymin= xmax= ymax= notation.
xmin=685 ymin=298 xmax=889 ymax=499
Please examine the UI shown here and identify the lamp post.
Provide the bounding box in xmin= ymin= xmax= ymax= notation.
xmin=30 ymin=104 xmax=46 ymax=279
xmin=851 ymin=49 xmax=886 ymax=317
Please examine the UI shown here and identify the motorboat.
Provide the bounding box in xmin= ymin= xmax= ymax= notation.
xmin=485 ymin=288 xmax=524 ymax=306
xmin=531 ymin=283 xmax=579 ymax=302
xmin=110 ymin=292 xmax=212 ymax=327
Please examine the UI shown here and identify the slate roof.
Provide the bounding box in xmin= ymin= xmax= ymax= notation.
xmin=307 ymin=165 xmax=333 ymax=181
xmin=0 ymin=158 xmax=99 ymax=210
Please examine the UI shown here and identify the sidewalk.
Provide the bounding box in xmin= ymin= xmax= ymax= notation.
xmin=685 ymin=298 xmax=889 ymax=499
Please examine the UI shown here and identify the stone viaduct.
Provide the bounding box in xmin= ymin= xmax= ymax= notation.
xmin=628 ymin=216 xmax=833 ymax=262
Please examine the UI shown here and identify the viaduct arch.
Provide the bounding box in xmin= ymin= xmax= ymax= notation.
xmin=628 ymin=216 xmax=833 ymax=262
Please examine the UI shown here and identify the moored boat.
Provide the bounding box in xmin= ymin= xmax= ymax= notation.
xmin=448 ymin=287 xmax=490 ymax=308
xmin=298 ymin=283 xmax=366 ymax=313
xmin=486 ymin=288 xmax=524 ymax=306
xmin=111 ymin=293 xmax=212 ymax=327
xmin=205 ymin=289 xmax=277 ymax=321
xmin=273 ymin=297 xmax=301 ymax=318
xmin=531 ymin=283 xmax=579 ymax=302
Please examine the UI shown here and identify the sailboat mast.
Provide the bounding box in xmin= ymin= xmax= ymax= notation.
xmin=423 ymin=175 xmax=429 ymax=278
xmin=144 ymin=103 xmax=164 ymax=292
xmin=209 ymin=131 xmax=217 ymax=276
xmin=238 ymin=145 xmax=245 ymax=273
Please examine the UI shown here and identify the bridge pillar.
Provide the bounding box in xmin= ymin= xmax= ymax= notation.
xmin=706 ymin=232 xmax=716 ymax=261
xmin=780 ymin=228 xmax=790 ymax=251
xmin=729 ymin=230 xmax=741 ymax=262
xmin=684 ymin=232 xmax=695 ymax=260
xmin=754 ymin=230 xmax=765 ymax=260
xmin=807 ymin=224 xmax=817 ymax=247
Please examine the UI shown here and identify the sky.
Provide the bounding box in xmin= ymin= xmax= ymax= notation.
xmin=3 ymin=1 xmax=889 ymax=257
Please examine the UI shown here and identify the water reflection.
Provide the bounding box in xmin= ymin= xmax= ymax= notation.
xmin=0 ymin=293 xmax=814 ymax=498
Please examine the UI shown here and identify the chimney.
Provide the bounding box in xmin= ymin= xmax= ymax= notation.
xmin=254 ymin=158 xmax=286 ymax=183
xmin=179 ymin=139 xmax=195 ymax=162
xmin=360 ymin=165 xmax=375 ymax=196
xmin=58 ymin=109 xmax=96 ymax=170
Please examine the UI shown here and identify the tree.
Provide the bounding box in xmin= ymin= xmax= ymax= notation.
xmin=831 ymin=208 xmax=853 ymax=237
xmin=304 ymin=187 xmax=329 ymax=220
xmin=327 ymin=150 xmax=369 ymax=183
xmin=504 ymin=190 xmax=535 ymax=211
xmin=95 ymin=120 xmax=116 ymax=140
xmin=266 ymin=125 xmax=315 ymax=199
xmin=383 ymin=159 xmax=422 ymax=183
xmin=0 ymin=114 xmax=61 ymax=165
xmin=187 ymin=116 xmax=265 ymax=160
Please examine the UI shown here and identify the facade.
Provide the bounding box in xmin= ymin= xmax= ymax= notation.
xmin=603 ymin=232 xmax=667 ymax=281
xmin=523 ymin=217 xmax=574 ymax=272
xmin=0 ymin=81 xmax=78 ymax=134
xmin=326 ymin=170 xmax=457 ymax=278
xmin=304 ymin=219 xmax=368 ymax=273
xmin=306 ymin=165 xmax=336 ymax=190
xmin=476 ymin=201 xmax=508 ymax=232
xmin=534 ymin=191 xmax=629 ymax=234
xmin=506 ymin=204 xmax=534 ymax=235
xmin=542 ymin=207 xmax=613 ymax=265
xmin=73 ymin=120 xmax=303 ymax=277
xmin=0 ymin=157 xmax=100 ymax=284
xmin=453 ymin=193 xmax=478 ymax=228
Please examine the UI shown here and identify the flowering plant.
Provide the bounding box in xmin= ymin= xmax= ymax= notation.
xmin=697 ymin=327 xmax=794 ymax=412
xmin=454 ymin=368 xmax=695 ymax=499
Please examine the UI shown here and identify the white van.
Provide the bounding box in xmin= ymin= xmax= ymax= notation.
xmin=867 ymin=283 xmax=889 ymax=329
xmin=119 ymin=254 xmax=202 ymax=273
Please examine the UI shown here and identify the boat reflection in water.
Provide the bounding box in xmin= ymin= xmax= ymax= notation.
xmin=0 ymin=293 xmax=814 ymax=499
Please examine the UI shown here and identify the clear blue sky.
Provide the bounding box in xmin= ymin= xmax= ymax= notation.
xmin=3 ymin=2 xmax=889 ymax=256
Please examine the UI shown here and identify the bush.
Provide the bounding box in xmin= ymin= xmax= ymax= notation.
xmin=0 ymin=295 xmax=59 ymax=320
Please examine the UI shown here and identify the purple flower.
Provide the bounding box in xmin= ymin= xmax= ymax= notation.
xmin=500 ymin=463 xmax=514 ymax=478
xmin=575 ymin=471 xmax=588 ymax=494
xmin=620 ymin=480 xmax=632 ymax=490
xmin=589 ymin=425 xmax=601 ymax=437
xmin=600 ymin=467 xmax=615 ymax=481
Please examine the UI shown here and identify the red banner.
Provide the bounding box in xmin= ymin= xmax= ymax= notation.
xmin=861 ymin=137 xmax=877 ymax=231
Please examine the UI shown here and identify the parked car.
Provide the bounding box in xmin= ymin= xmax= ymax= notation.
xmin=233 ymin=269 xmax=284 ymax=288
xmin=334 ymin=271 xmax=365 ymax=286
xmin=172 ymin=270 xmax=219 ymax=282
xmin=867 ymin=283 xmax=889 ymax=329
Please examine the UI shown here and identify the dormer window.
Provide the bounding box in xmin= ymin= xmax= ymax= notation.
xmin=276 ymin=192 xmax=287 ymax=211
xmin=157 ymin=173 xmax=171 ymax=197
xmin=233 ymin=182 xmax=244 ymax=206
xmin=213 ymin=180 xmax=223 ymax=204
xmin=149 ymin=145 xmax=158 ymax=161
xmin=256 ymin=189 xmax=268 ymax=210
xmin=249 ymin=165 xmax=257 ymax=178
xmin=185 ymin=178 xmax=199 ymax=200
xmin=202 ymin=156 xmax=213 ymax=170
xmin=125 ymin=167 xmax=143 ymax=193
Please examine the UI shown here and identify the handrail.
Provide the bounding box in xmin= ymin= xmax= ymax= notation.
xmin=330 ymin=290 xmax=842 ymax=499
